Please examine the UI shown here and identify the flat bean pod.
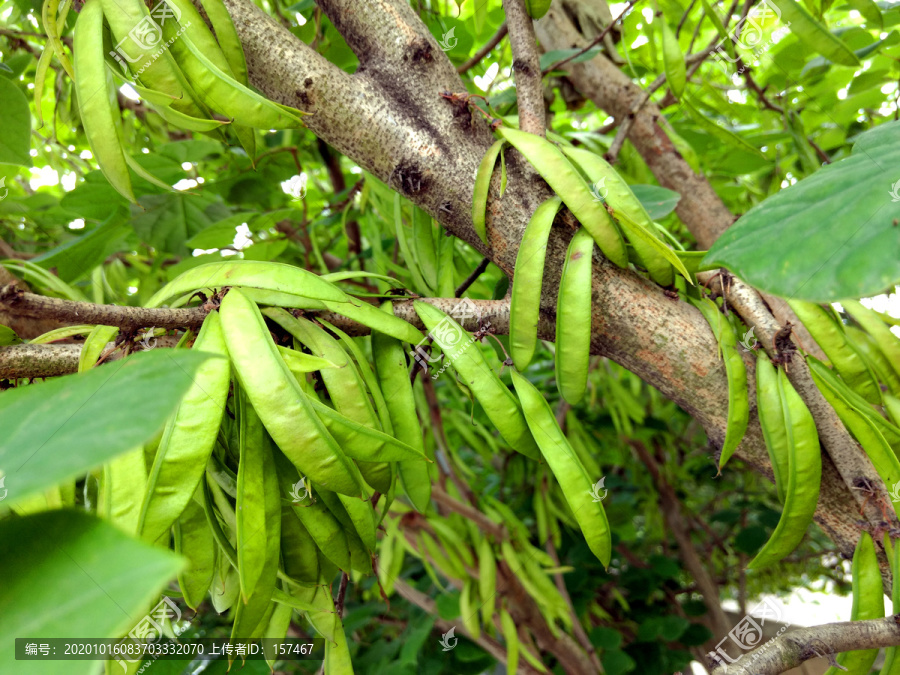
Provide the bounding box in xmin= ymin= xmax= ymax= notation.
xmin=147 ymin=261 xmax=347 ymax=307
xmin=231 ymin=433 xmax=281 ymax=641
xmin=372 ymin=306 xmax=432 ymax=512
xmin=808 ymin=356 xmax=900 ymax=448
xmin=881 ymin=539 xmax=900 ymax=674
xmin=748 ymin=369 xmax=821 ymax=568
xmin=272 ymin=450 xmax=351 ymax=571
xmin=509 ymin=196 xmax=562 ymax=370
xmin=176 ymin=30 xmax=305 ymax=129
xmin=561 ymin=146 xmax=690 ymax=285
xmin=660 ymin=20 xmax=686 ymax=97
xmin=414 ymin=301 xmax=541 ymax=460
xmin=824 ymin=532 xmax=883 ymax=675
xmin=322 ymin=298 xmax=423 ymax=345
xmin=73 ymin=2 xmax=135 ymax=202
xmin=137 ymin=312 xmax=230 ymax=544
xmin=280 ymin=504 xmax=319 ymax=584
xmin=692 ymin=298 xmax=749 ymax=470
xmin=555 ymin=228 xmax=594 ymax=405
xmin=842 ymin=300 xmax=900 ymax=382
xmin=472 ymin=139 xmax=505 ymax=245
xmin=809 ymin=359 xmax=900 ymax=516
xmin=98 ymin=0 xmax=204 ymax=118
xmin=789 ymin=299 xmax=880 ymax=403
xmin=198 ymin=0 xmax=249 ymax=85
xmin=235 ymin=388 xmax=269 ymax=602
xmin=511 ymin=370 xmax=612 ymax=567
xmin=496 ymin=127 xmax=629 ymax=268
xmin=78 ymin=325 xmax=118 ymax=371
xmin=220 ymin=290 xmax=365 ymax=497
xmin=756 ymin=352 xmax=789 ymax=503
xmin=175 ymin=495 xmax=216 ymax=610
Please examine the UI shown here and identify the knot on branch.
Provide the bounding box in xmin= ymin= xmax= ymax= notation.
xmin=0 ymin=283 xmax=24 ymax=306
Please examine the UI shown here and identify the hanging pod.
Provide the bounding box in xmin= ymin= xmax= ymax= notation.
xmin=748 ymin=368 xmax=821 ymax=568
xmin=691 ymin=298 xmax=749 ymax=471
xmin=509 ymin=196 xmax=562 ymax=370
xmin=555 ymin=228 xmax=595 ymax=405
xmin=510 ymin=370 xmax=612 ymax=567
xmin=823 ymin=531 xmax=883 ymax=675
xmin=495 ymin=127 xmax=629 ymax=268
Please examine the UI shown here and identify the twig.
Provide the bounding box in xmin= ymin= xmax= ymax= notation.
xmin=431 ymin=486 xmax=506 ymax=539
xmin=710 ymin=615 xmax=900 ymax=675
xmin=503 ymin=0 xmax=546 ymax=136
xmin=393 ymin=579 xmax=522 ymax=669
xmin=335 ymin=572 xmax=349 ymax=617
xmin=606 ymin=73 xmax=668 ymax=163
xmin=541 ymin=0 xmax=640 ymax=74
xmin=455 ymin=257 xmax=492 ymax=297
xmin=544 ymin=540 xmax=602 ymax=671
xmin=0 ymin=284 xmax=209 ymax=330
xmin=457 ymin=22 xmax=508 ymax=74
xmin=629 ymin=439 xmax=733 ymax=641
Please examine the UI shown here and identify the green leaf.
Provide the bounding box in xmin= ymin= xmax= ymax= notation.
xmin=847 ymin=0 xmax=883 ymax=28
xmin=132 ymin=192 xmax=230 ymax=254
xmin=0 ymin=509 xmax=183 ymax=674
xmin=31 ymin=207 xmax=130 ymax=282
xmin=630 ymin=185 xmax=681 ymax=219
xmin=0 ymin=325 xmax=22 ymax=345
xmin=602 ymin=649 xmax=637 ymax=675
xmin=0 ymin=350 xmax=213 ymax=506
xmin=769 ymin=0 xmax=860 ymax=66
xmin=0 ymin=77 xmax=32 ymax=167
xmin=703 ymin=121 xmax=900 ymax=301
xmin=682 ymin=98 xmax=766 ymax=158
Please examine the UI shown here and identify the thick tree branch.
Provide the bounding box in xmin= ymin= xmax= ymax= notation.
xmin=502 ymin=0 xmax=546 ymax=136
xmin=710 ymin=615 xmax=900 ymax=675
xmin=0 ymin=343 xmax=81 ymax=379
xmin=457 ymin=22 xmax=508 ymax=74
xmin=0 ymin=285 xmax=210 ymax=331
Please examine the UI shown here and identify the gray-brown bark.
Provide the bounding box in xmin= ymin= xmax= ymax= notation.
xmin=710 ymin=615 xmax=900 ymax=675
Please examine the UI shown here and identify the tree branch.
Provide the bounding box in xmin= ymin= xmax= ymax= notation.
xmin=710 ymin=615 xmax=900 ymax=675
xmin=502 ymin=0 xmax=546 ymax=136
xmin=0 ymin=343 xmax=81 ymax=379
xmin=0 ymin=285 xmax=209 ymax=331
xmin=393 ymin=579 xmax=533 ymax=671
xmin=457 ymin=22 xmax=508 ymax=74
